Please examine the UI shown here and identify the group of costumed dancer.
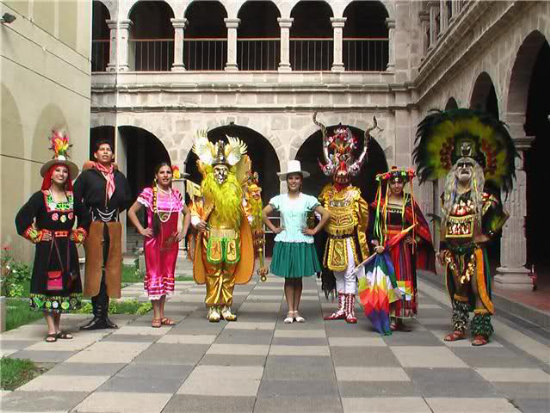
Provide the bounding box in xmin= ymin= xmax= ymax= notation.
xmin=16 ymin=108 xmax=516 ymax=347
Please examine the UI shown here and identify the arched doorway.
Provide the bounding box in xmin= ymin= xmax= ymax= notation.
xmin=470 ymin=72 xmax=499 ymax=118
xmin=343 ymin=1 xmax=389 ymax=71
xmin=290 ymin=1 xmax=333 ymax=71
xmin=523 ymin=37 xmax=550 ymax=276
xmin=295 ymin=125 xmax=388 ymax=203
xmin=445 ymin=97 xmax=458 ymax=110
xmin=184 ymin=125 xmax=280 ymax=204
xmin=92 ymin=1 xmax=110 ymax=72
xmin=128 ymin=1 xmax=175 ymax=71
xmin=469 ymin=72 xmax=501 ymax=273
xmin=184 ymin=125 xmax=280 ymax=255
xmin=237 ymin=1 xmax=281 ymax=70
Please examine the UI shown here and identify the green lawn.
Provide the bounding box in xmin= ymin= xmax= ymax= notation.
xmin=121 ymin=264 xmax=144 ymax=283
xmin=5 ymin=298 xmax=43 ymax=331
xmin=77 ymin=299 xmax=152 ymax=315
xmin=0 ymin=357 xmax=44 ymax=390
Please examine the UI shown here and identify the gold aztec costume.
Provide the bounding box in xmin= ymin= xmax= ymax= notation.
xmin=414 ymin=108 xmax=517 ymax=346
xmin=314 ymin=113 xmax=376 ymax=324
xmin=191 ymin=134 xmax=254 ymax=322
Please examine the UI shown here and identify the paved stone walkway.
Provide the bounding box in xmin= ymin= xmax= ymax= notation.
xmin=1 ymin=274 xmax=549 ymax=412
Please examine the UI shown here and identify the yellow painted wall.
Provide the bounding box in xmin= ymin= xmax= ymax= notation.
xmin=1 ymin=0 xmax=92 ymax=262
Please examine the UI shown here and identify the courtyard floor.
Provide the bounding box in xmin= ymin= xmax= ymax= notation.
xmin=1 ymin=271 xmax=549 ymax=413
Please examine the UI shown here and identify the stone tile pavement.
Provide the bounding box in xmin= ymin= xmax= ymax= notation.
xmin=1 ymin=276 xmax=549 ymax=413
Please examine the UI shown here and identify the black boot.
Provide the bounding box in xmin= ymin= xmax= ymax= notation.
xmin=103 ymin=298 xmax=118 ymax=329
xmin=80 ymin=296 xmax=108 ymax=330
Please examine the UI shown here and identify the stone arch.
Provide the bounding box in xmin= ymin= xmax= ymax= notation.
xmin=92 ymin=1 xmax=110 ymax=72
xmin=237 ymin=0 xmax=282 ymax=20
xmin=505 ymin=30 xmax=548 ymax=133
xmin=125 ymin=0 xmax=175 ymax=20
xmin=95 ymin=0 xmax=117 ymax=20
xmin=470 ymin=71 xmax=499 ymax=119
xmin=295 ymin=125 xmax=388 ymax=203
xmin=445 ymin=97 xmax=458 ymax=110
xmin=184 ymin=124 xmax=281 ymax=204
xmin=117 ymin=125 xmax=171 ymax=198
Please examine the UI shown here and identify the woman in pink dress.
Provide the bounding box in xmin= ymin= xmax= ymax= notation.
xmin=128 ymin=163 xmax=190 ymax=327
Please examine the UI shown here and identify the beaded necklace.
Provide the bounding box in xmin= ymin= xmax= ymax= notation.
xmin=153 ymin=184 xmax=175 ymax=223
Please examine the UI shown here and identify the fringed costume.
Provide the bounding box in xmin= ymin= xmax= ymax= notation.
xmin=370 ymin=167 xmax=434 ymax=329
xmin=74 ymin=153 xmax=132 ymax=330
xmin=191 ymin=134 xmax=254 ymax=322
xmin=414 ymin=108 xmax=517 ymax=346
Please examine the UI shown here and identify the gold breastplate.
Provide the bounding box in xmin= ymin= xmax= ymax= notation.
xmin=326 ymin=204 xmax=357 ymax=236
xmin=445 ymin=214 xmax=475 ymax=239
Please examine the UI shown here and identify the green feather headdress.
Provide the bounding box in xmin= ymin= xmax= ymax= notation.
xmin=413 ymin=108 xmax=518 ymax=193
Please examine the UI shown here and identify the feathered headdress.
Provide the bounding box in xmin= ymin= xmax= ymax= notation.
xmin=413 ymin=108 xmax=518 ymax=193
xmin=193 ymin=132 xmax=247 ymax=167
xmin=40 ymin=130 xmax=79 ymax=178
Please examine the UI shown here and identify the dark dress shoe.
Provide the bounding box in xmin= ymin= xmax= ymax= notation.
xmin=79 ymin=316 xmax=108 ymax=330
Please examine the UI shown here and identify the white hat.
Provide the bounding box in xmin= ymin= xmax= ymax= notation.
xmin=277 ymin=160 xmax=310 ymax=181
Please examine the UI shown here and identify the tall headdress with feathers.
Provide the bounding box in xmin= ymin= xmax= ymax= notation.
xmin=413 ymin=108 xmax=518 ymax=193
xmin=192 ymin=131 xmax=250 ymax=183
xmin=40 ymin=129 xmax=79 ymax=178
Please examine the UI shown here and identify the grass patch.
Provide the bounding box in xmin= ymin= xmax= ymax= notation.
xmin=77 ymin=299 xmax=152 ymax=315
xmin=121 ymin=264 xmax=143 ymax=284
xmin=0 ymin=357 xmax=45 ymax=390
xmin=175 ymin=275 xmax=194 ymax=282
xmin=5 ymin=298 xmax=43 ymax=331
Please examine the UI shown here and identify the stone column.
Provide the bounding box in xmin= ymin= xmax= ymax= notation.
xmin=495 ymin=136 xmax=534 ymax=290
xmin=385 ymin=17 xmax=396 ymax=71
xmin=171 ymin=18 xmax=187 ymax=71
xmin=419 ymin=11 xmax=430 ymax=55
xmin=330 ymin=17 xmax=346 ymax=72
xmin=439 ymin=0 xmax=448 ymax=32
xmin=428 ymin=2 xmax=439 ymax=46
xmin=278 ymin=18 xmax=293 ymax=72
xmin=106 ymin=20 xmax=118 ymax=71
xmin=451 ymin=0 xmax=459 ymax=21
xmin=116 ymin=19 xmax=132 ymax=71
xmin=224 ymin=18 xmax=240 ymax=71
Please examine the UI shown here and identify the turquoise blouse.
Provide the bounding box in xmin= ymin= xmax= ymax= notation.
xmin=268 ymin=193 xmax=320 ymax=244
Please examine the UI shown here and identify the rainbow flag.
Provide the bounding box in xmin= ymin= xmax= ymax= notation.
xmin=357 ymin=252 xmax=401 ymax=335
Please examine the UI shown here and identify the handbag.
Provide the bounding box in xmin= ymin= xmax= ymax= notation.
xmin=47 ymin=271 xmax=63 ymax=291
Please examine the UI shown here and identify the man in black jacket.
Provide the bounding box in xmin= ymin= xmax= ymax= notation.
xmin=74 ymin=140 xmax=132 ymax=330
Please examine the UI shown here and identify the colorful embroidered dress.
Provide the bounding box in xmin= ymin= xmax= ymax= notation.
xmin=137 ymin=187 xmax=184 ymax=300
xmin=15 ymin=191 xmax=90 ymax=312
xmin=269 ymin=193 xmax=322 ymax=278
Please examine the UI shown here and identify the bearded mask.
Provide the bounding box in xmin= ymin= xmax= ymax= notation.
xmin=213 ymin=164 xmax=229 ymax=185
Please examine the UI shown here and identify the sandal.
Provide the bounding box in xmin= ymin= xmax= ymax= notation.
xmin=444 ymin=330 xmax=466 ymax=342
xmin=472 ymin=335 xmax=488 ymax=346
xmin=45 ymin=333 xmax=58 ymax=343
xmin=56 ymin=331 xmax=73 ymax=340
xmin=161 ymin=317 xmax=176 ymax=326
xmin=151 ymin=318 xmax=162 ymax=328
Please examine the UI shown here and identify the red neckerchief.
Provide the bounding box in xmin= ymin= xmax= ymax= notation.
xmin=93 ymin=162 xmax=115 ymax=201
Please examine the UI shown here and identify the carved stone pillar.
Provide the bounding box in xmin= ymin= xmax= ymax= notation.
xmin=106 ymin=20 xmax=118 ymax=72
xmin=428 ymin=2 xmax=439 ymax=46
xmin=117 ymin=20 xmax=132 ymax=71
xmin=171 ymin=18 xmax=187 ymax=71
xmin=330 ymin=17 xmax=346 ymax=72
xmin=385 ymin=17 xmax=396 ymax=71
xmin=278 ymin=18 xmax=293 ymax=72
xmin=439 ymin=0 xmax=448 ymax=32
xmin=419 ymin=11 xmax=430 ymax=55
xmin=224 ymin=18 xmax=240 ymax=71
xmin=495 ymin=136 xmax=534 ymax=290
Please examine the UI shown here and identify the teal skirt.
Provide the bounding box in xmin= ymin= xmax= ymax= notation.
xmin=271 ymin=242 xmax=321 ymax=278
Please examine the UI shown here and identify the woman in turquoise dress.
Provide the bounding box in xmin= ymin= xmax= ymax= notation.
xmin=263 ymin=161 xmax=329 ymax=323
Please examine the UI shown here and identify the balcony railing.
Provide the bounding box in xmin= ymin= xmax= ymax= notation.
xmin=290 ymin=38 xmax=333 ymax=71
xmin=343 ymin=38 xmax=389 ymax=71
xmin=184 ymin=38 xmax=227 ymax=71
xmin=238 ymin=38 xmax=280 ymax=71
xmin=130 ymin=39 xmax=174 ymax=71
xmin=91 ymin=39 xmax=109 ymax=72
